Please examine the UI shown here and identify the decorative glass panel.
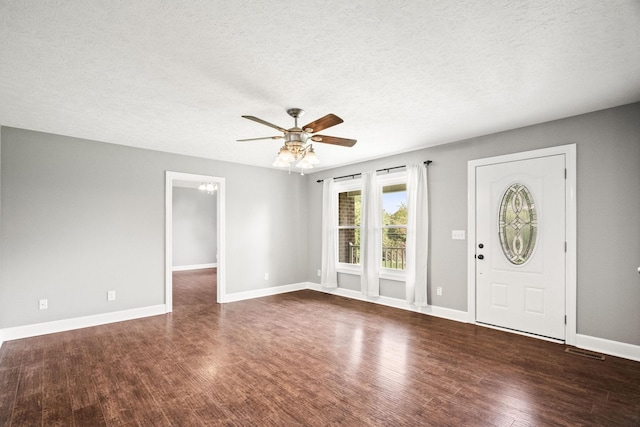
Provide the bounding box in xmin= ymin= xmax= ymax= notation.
xmin=498 ymin=183 xmax=538 ymax=265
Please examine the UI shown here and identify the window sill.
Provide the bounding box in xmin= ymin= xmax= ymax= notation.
xmin=335 ymin=265 xmax=405 ymax=282
xmin=336 ymin=264 xmax=361 ymax=275
xmin=380 ymin=269 xmax=406 ymax=282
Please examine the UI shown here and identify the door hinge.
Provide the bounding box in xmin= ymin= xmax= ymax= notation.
xmin=565 ymin=241 xmax=567 ymax=252
xmin=564 ymin=168 xmax=567 ymax=179
xmin=565 ymin=315 xmax=567 ymax=325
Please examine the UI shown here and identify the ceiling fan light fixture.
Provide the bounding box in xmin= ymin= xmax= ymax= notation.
xmin=277 ymin=146 xmax=295 ymax=163
xmin=296 ymin=158 xmax=314 ymax=169
xmin=272 ymin=156 xmax=290 ymax=167
xmin=304 ymin=146 xmax=320 ymax=164
xmin=238 ymin=108 xmax=357 ymax=172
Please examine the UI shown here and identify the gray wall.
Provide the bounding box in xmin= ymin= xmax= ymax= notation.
xmin=0 ymin=127 xmax=307 ymax=328
xmin=2 ymin=103 xmax=639 ymax=347
xmin=306 ymin=102 xmax=640 ymax=346
xmin=172 ymin=187 xmax=217 ymax=267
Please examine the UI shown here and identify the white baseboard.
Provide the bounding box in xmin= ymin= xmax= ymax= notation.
xmin=307 ymin=283 xmax=640 ymax=362
xmin=172 ymin=263 xmax=217 ymax=271
xmin=223 ymin=282 xmax=308 ymax=303
xmin=576 ymin=334 xmax=640 ymax=362
xmin=2 ymin=284 xmax=639 ymax=364
xmin=0 ymin=304 xmax=166 ymax=345
xmin=306 ymin=282 xmax=468 ymax=324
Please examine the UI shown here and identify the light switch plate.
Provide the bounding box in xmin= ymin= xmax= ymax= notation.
xmin=452 ymin=230 xmax=466 ymax=240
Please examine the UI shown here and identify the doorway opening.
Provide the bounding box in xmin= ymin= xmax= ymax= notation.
xmin=467 ymin=144 xmax=576 ymax=345
xmin=165 ymin=171 xmax=226 ymax=311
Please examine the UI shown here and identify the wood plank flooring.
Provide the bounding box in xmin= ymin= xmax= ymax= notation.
xmin=1 ymin=268 xmax=639 ymax=426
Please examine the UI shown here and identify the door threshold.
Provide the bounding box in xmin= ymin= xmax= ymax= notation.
xmin=476 ymin=321 xmax=565 ymax=344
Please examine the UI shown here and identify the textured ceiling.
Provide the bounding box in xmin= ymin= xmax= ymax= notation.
xmin=1 ymin=1 xmax=639 ymax=171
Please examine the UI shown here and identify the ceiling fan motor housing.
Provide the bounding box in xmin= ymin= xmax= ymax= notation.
xmin=284 ymin=129 xmax=309 ymax=159
xmin=286 ymin=108 xmax=305 ymax=119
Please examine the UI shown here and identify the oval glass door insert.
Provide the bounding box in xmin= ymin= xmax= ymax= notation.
xmin=498 ymin=183 xmax=538 ymax=265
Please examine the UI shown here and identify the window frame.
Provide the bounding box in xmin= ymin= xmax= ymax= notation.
xmin=331 ymin=172 xmax=408 ymax=281
xmin=335 ymin=179 xmax=363 ymax=275
xmin=378 ymin=172 xmax=407 ymax=281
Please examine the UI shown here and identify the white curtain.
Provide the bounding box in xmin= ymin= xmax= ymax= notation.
xmin=406 ymin=163 xmax=429 ymax=306
xmin=360 ymin=171 xmax=381 ymax=297
xmin=321 ymin=179 xmax=338 ymax=288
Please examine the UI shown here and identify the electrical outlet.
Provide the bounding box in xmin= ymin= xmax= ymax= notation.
xmin=107 ymin=291 xmax=116 ymax=301
xmin=39 ymin=299 xmax=48 ymax=310
xmin=264 ymin=273 xmax=269 ymax=281
xmin=436 ymin=287 xmax=443 ymax=296
xmin=317 ymin=269 xmax=321 ymax=277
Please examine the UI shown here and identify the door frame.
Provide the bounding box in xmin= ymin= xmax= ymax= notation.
xmin=467 ymin=144 xmax=577 ymax=345
xmin=165 ymin=171 xmax=226 ymax=311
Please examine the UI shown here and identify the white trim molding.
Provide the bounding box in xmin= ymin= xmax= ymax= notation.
xmin=467 ymin=144 xmax=577 ymax=345
xmin=576 ymin=334 xmax=640 ymax=362
xmin=2 ymin=283 xmax=639 ymax=363
xmin=172 ymin=263 xmax=217 ymax=272
xmin=166 ymin=171 xmax=226 ymax=309
xmin=224 ymin=283 xmax=308 ymax=303
xmin=307 ymin=282 xmax=640 ymax=362
xmin=0 ymin=305 xmax=166 ymax=344
xmin=307 ymin=282 xmax=468 ymax=323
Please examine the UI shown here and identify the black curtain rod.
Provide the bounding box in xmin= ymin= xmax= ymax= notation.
xmin=316 ymin=160 xmax=431 ymax=183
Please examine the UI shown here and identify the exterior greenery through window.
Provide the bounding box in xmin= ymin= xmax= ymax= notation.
xmin=336 ymin=177 xmax=407 ymax=271
xmin=382 ymin=183 xmax=407 ymax=270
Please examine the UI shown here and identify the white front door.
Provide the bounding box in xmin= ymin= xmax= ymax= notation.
xmin=475 ymin=154 xmax=566 ymax=340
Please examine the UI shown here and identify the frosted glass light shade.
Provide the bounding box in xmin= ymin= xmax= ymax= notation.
xmin=297 ymin=159 xmax=314 ymax=169
xmin=278 ymin=147 xmax=295 ymax=163
xmin=305 ymin=149 xmax=320 ymax=164
xmin=272 ymin=156 xmax=289 ymax=167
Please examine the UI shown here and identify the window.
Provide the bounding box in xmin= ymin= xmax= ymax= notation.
xmin=337 ymin=187 xmax=361 ymax=266
xmin=334 ymin=172 xmax=408 ymax=278
xmin=382 ymin=182 xmax=407 ymax=270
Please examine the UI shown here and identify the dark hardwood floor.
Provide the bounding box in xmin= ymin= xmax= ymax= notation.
xmin=1 ymin=268 xmax=639 ymax=426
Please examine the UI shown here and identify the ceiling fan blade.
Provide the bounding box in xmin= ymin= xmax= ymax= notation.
xmin=302 ymin=114 xmax=343 ymax=133
xmin=310 ymin=135 xmax=357 ymax=147
xmin=236 ymin=136 xmax=283 ymax=142
xmin=241 ymin=115 xmax=287 ymax=132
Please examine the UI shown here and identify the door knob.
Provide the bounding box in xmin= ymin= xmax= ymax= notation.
xmin=478 ymin=243 xmax=484 ymax=248
xmin=477 ymin=254 xmax=484 ymax=260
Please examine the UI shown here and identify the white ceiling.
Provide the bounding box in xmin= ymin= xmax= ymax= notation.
xmin=1 ymin=1 xmax=639 ymax=171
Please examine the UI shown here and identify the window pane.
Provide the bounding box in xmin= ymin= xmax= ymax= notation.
xmin=382 ymin=183 xmax=407 ymax=270
xmin=338 ymin=190 xmax=361 ymax=226
xmin=339 ymin=228 xmax=360 ymax=264
xmin=382 ymin=227 xmax=406 ymax=269
xmin=382 ymin=184 xmax=407 ymax=225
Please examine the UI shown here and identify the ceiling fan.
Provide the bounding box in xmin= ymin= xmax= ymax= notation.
xmin=238 ymin=108 xmax=357 ymax=173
